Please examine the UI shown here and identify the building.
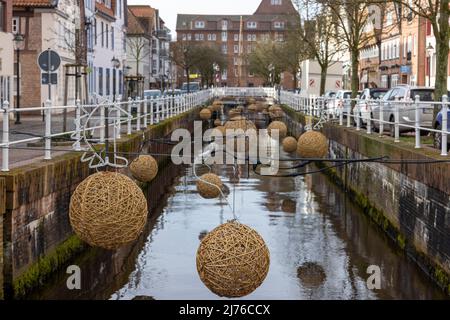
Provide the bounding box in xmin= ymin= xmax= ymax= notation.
xmin=300 ymin=60 xmax=343 ymax=96
xmin=175 ymin=0 xmax=298 ymax=89
xmin=88 ymin=0 xmax=127 ymax=100
xmin=0 ymin=0 xmax=13 ymax=105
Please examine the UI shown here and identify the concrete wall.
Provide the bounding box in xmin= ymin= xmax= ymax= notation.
xmin=0 ymin=107 xmax=200 ymax=299
xmin=283 ymin=107 xmax=450 ymax=294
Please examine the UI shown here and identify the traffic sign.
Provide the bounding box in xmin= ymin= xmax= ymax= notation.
xmin=41 ymin=73 xmax=58 ymax=85
xmin=38 ymin=49 xmax=61 ymax=72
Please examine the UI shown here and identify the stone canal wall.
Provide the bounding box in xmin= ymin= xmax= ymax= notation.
xmin=0 ymin=108 xmax=200 ymax=299
xmin=283 ymin=107 xmax=450 ymax=294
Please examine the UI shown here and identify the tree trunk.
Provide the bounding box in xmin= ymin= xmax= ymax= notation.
xmin=320 ymin=64 xmax=328 ymax=96
xmin=434 ymin=0 xmax=450 ymax=112
xmin=186 ymin=67 xmax=190 ymax=93
xmin=351 ymin=49 xmax=360 ymax=99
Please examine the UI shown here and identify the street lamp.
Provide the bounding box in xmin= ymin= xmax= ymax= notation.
xmin=111 ymin=56 xmax=121 ymax=102
xmin=13 ymin=34 xmax=25 ymax=125
xmin=426 ymin=43 xmax=434 ymax=87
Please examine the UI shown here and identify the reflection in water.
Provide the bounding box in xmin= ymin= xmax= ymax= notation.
xmin=27 ymin=162 xmax=447 ymax=300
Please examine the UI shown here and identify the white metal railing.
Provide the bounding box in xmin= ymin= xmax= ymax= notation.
xmin=279 ymin=90 xmax=449 ymax=157
xmin=0 ymin=89 xmax=214 ymax=171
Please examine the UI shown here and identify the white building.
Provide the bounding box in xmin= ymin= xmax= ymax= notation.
xmin=88 ymin=0 xmax=127 ymax=100
xmin=0 ymin=1 xmax=13 ymax=105
xmin=300 ymin=59 xmax=344 ymax=96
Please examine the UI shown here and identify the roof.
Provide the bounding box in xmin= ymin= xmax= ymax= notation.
xmin=176 ymin=13 xmax=298 ymax=31
xmin=13 ymin=0 xmax=58 ymax=7
xmin=127 ymin=8 xmax=146 ymax=35
xmin=128 ymin=5 xmax=156 ymax=19
xmin=254 ymin=0 xmax=297 ymax=15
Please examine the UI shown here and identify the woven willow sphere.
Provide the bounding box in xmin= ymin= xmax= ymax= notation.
xmin=282 ymin=136 xmax=298 ymax=153
xmin=268 ymin=105 xmax=282 ymax=112
xmin=69 ymin=172 xmax=148 ymax=250
xmin=230 ymin=115 xmax=247 ymax=121
xmin=207 ymin=105 xmax=215 ymax=112
xmin=200 ymin=108 xmax=212 ymax=120
xmin=197 ymin=173 xmax=223 ymax=199
xmin=270 ymin=110 xmax=285 ymax=121
xmin=196 ymin=221 xmax=270 ymax=298
xmin=224 ymin=119 xmax=256 ymax=132
xmin=248 ymin=104 xmax=257 ymax=112
xmin=228 ymin=109 xmax=241 ymax=118
xmin=213 ymin=126 xmax=226 ymax=136
xmin=214 ymin=119 xmax=222 ymax=127
xmin=213 ymin=100 xmax=223 ymax=107
xmin=297 ymin=130 xmax=328 ymax=158
xmin=267 ymin=121 xmax=288 ymax=139
xmin=129 ymin=155 xmax=159 ymax=183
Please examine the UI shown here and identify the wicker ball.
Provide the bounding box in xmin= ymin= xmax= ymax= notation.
xmin=297 ymin=131 xmax=328 ymax=158
xmin=248 ymin=104 xmax=257 ymax=112
xmin=213 ymin=126 xmax=226 ymax=136
xmin=214 ymin=119 xmax=222 ymax=127
xmin=281 ymin=199 xmax=296 ymax=213
xmin=69 ymin=172 xmax=148 ymax=250
xmin=213 ymin=100 xmax=223 ymax=107
xmin=197 ymin=173 xmax=223 ymax=199
xmin=268 ymin=105 xmax=282 ymax=112
xmin=196 ymin=221 xmax=270 ymax=297
xmin=224 ymin=119 xmax=256 ymax=132
xmin=200 ymin=108 xmax=212 ymax=120
xmin=247 ymin=98 xmax=256 ymax=104
xmin=297 ymin=262 xmax=327 ymax=288
xmin=207 ymin=105 xmax=215 ymax=112
xmin=230 ymin=116 xmax=247 ymax=121
xmin=282 ymin=136 xmax=298 ymax=153
xmin=129 ymin=155 xmax=159 ymax=183
xmin=228 ymin=109 xmax=241 ymax=118
xmin=267 ymin=121 xmax=288 ymax=139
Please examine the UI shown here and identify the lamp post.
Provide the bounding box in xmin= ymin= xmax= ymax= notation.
xmin=426 ymin=43 xmax=434 ymax=87
xmin=13 ymin=34 xmax=25 ymax=125
xmin=105 ymin=56 xmax=121 ymax=165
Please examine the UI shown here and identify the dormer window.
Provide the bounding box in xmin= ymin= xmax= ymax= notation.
xmin=195 ymin=21 xmax=205 ymax=29
xmin=271 ymin=0 xmax=282 ymax=5
xmin=274 ymin=21 xmax=285 ymax=29
xmin=247 ymin=21 xmax=257 ymax=29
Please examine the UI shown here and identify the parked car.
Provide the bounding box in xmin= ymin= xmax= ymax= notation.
xmin=180 ymin=82 xmax=200 ymax=93
xmin=371 ymin=85 xmax=435 ymax=136
xmin=433 ymin=107 xmax=450 ymax=150
xmin=163 ymin=89 xmax=182 ymax=96
xmin=144 ymin=89 xmax=162 ymax=99
xmin=332 ymin=90 xmax=352 ymax=116
xmin=353 ymin=88 xmax=389 ymax=125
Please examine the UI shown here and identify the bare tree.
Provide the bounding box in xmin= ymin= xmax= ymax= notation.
xmin=295 ymin=0 xmax=344 ymax=95
xmin=127 ymin=36 xmax=150 ymax=77
xmin=192 ymin=45 xmax=227 ymax=87
xmin=171 ymin=41 xmax=202 ymax=92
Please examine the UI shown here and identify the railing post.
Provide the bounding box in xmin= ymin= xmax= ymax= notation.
xmin=74 ymin=99 xmax=81 ymax=151
xmin=136 ymin=98 xmax=141 ymax=131
xmin=356 ymin=98 xmax=361 ymax=131
xmin=150 ymin=97 xmax=154 ymax=125
xmin=99 ymin=100 xmax=105 ymax=143
xmin=379 ymin=100 xmax=384 ymax=137
xmin=394 ymin=103 xmax=400 ymax=143
xmin=127 ymin=97 xmax=132 ymax=135
xmin=414 ymin=95 xmax=421 ymax=149
xmin=441 ymin=95 xmax=448 ymax=156
xmin=115 ymin=99 xmax=121 ymax=139
xmin=346 ymin=99 xmax=351 ymax=128
xmin=44 ymin=99 xmax=52 ymax=160
xmin=367 ymin=103 xmax=372 ymax=135
xmin=339 ymin=100 xmax=343 ymax=126
xmin=2 ymin=101 xmax=10 ymax=172
xmin=143 ymin=96 xmax=148 ymax=128
xmin=156 ymin=97 xmax=161 ymax=123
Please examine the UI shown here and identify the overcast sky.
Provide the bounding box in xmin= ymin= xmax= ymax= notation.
xmin=128 ymin=0 xmax=262 ymax=38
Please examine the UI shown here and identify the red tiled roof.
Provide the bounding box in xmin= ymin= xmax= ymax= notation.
xmin=128 ymin=5 xmax=156 ymax=19
xmin=13 ymin=0 xmax=56 ymax=7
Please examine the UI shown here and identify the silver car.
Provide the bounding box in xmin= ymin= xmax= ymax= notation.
xmin=371 ymin=85 xmax=434 ymax=136
xmin=354 ymin=88 xmax=388 ymax=125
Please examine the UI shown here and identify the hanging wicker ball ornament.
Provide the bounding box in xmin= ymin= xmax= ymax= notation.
xmin=247 ymin=97 xmax=256 ymax=104
xmin=200 ymin=108 xmax=212 ymax=120
xmin=69 ymin=172 xmax=148 ymax=250
xmin=297 ymin=130 xmax=328 ymax=158
xmin=267 ymin=121 xmax=288 ymax=139
xmin=268 ymin=105 xmax=282 ymax=112
xmin=224 ymin=119 xmax=256 ymax=132
xmin=129 ymin=155 xmax=159 ymax=183
xmin=214 ymin=119 xmax=222 ymax=127
xmin=282 ymin=136 xmax=298 ymax=153
xmin=248 ymin=104 xmax=257 ymax=112
xmin=197 ymin=173 xmax=223 ymax=199
xmin=213 ymin=100 xmax=223 ymax=107
xmin=196 ymin=221 xmax=270 ymax=298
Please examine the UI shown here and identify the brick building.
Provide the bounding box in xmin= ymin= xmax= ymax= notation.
xmin=175 ymin=0 xmax=298 ymax=89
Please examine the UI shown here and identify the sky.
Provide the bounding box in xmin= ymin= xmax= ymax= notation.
xmin=128 ymin=0 xmax=263 ymax=38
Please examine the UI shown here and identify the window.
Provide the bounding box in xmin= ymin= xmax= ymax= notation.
xmin=386 ymin=12 xmax=393 ymax=26
xmin=199 ymin=33 xmax=204 ymax=41
xmin=247 ymin=21 xmax=257 ymax=29
xmin=212 ymin=34 xmax=216 ymax=41
xmin=187 ymin=34 xmax=192 ymax=41
xmin=381 ymin=75 xmax=388 ymax=88
xmin=182 ymin=33 xmax=187 ymax=41
xmin=118 ymin=0 xmax=122 ymax=18
xmin=222 ymin=44 xmax=227 ymax=54
xmin=101 ymin=22 xmax=104 ymax=47
xmin=98 ymin=67 xmax=103 ymax=95
xmin=94 ymin=19 xmax=97 ymax=45
xmin=234 ymin=34 xmax=239 ymax=41
xmin=111 ymin=27 xmax=114 ymax=50
xmin=106 ymin=24 xmax=109 ymax=48
xmin=274 ymin=21 xmax=285 ymax=29
xmin=12 ymin=18 xmax=19 ymax=34
xmin=0 ymin=2 xmax=4 ymax=32
xmin=195 ymin=21 xmax=205 ymax=29
xmin=234 ymin=57 xmax=238 ymax=65
xmin=222 ymin=20 xmax=228 ymax=29
xmin=221 ymin=69 xmax=227 ymax=80
xmin=119 ymin=70 xmax=123 ymax=95
xmin=106 ymin=69 xmax=110 ymax=96
xmin=271 ymin=0 xmax=282 ymax=4
xmin=222 ymin=31 xmax=227 ymax=41
xmin=234 ymin=45 xmax=239 ymax=54
xmin=195 ymin=33 xmax=200 ymax=41
xmin=247 ymin=34 xmax=252 ymax=41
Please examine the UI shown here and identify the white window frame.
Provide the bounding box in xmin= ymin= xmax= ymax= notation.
xmin=195 ymin=21 xmax=205 ymax=29
xmin=247 ymin=21 xmax=257 ymax=29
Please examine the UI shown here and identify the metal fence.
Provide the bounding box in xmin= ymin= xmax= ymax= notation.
xmin=279 ymin=90 xmax=449 ymax=157
xmin=0 ymin=90 xmax=213 ymax=172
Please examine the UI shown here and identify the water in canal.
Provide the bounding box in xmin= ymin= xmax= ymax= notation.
xmin=28 ymin=159 xmax=447 ymax=300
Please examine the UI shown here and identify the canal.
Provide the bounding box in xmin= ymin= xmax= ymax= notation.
xmin=26 ymin=157 xmax=447 ymax=300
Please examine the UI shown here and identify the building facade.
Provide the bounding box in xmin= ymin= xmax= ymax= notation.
xmin=175 ymin=0 xmax=298 ymax=89
xmin=0 ymin=0 xmax=13 ymax=105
